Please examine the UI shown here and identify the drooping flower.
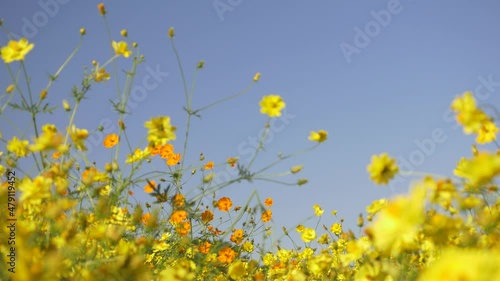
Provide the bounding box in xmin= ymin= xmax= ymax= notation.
xmin=259 ymin=95 xmax=285 ymax=117
xmin=309 ymin=130 xmax=328 ymax=143
xmin=367 ymin=153 xmax=399 ymax=185
xmin=67 ymin=125 xmax=89 ymax=151
xmin=1 ymin=38 xmax=34 ymax=63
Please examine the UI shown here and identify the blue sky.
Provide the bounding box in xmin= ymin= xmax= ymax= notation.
xmin=1 ymin=1 xmax=500 ymax=246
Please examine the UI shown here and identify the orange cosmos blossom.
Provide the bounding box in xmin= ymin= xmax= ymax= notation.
xmin=217 ymin=197 xmax=233 ymax=212
xmin=201 ymin=210 xmax=214 ymax=223
xmin=160 ymin=143 xmax=174 ymax=158
xmin=166 ymin=153 xmax=181 ymax=166
xmin=144 ymin=180 xmax=156 ymax=193
xmin=204 ymin=161 xmax=214 ymax=170
xmin=230 ymin=229 xmax=244 ymax=244
xmin=176 ymin=221 xmax=191 ymax=236
xmin=261 ymin=209 xmax=272 ymax=222
xmin=169 ymin=210 xmax=188 ymax=224
xmin=264 ymin=197 xmax=273 ymax=207
xmin=103 ymin=133 xmax=119 ymax=148
xmin=218 ymin=247 xmax=236 ymax=264
xmin=172 ymin=193 xmax=185 ymax=207
xmin=198 ymin=241 xmax=212 ymax=254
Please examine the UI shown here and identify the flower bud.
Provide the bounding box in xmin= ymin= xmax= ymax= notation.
xmin=80 ymin=28 xmax=86 ymax=35
xmin=40 ymin=89 xmax=47 ymax=100
xmin=297 ymin=178 xmax=308 ymax=186
xmin=63 ymin=100 xmax=71 ymax=111
xmin=98 ymin=3 xmax=106 ymax=15
xmin=290 ymin=165 xmax=303 ymax=174
xmin=5 ymin=84 xmax=14 ymax=94
xmin=168 ymin=27 xmax=175 ymax=38
xmin=120 ymin=29 xmax=128 ymax=37
xmin=253 ymin=72 xmax=261 ymax=82
xmin=197 ymin=60 xmax=204 ymax=69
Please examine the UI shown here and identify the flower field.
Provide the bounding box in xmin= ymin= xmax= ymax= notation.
xmin=1 ymin=3 xmax=500 ymax=281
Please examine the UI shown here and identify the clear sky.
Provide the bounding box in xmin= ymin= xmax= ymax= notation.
xmin=1 ymin=1 xmax=500 ymax=245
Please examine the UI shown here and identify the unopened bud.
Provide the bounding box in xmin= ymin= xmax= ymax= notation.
xmin=290 ymin=165 xmax=303 ymax=174
xmin=6 ymin=84 xmax=14 ymax=94
xmin=63 ymin=100 xmax=71 ymax=111
xmin=168 ymin=27 xmax=175 ymax=38
xmin=40 ymin=89 xmax=47 ymax=100
xmin=98 ymin=3 xmax=106 ymax=15
xmin=253 ymin=72 xmax=261 ymax=82
xmin=120 ymin=29 xmax=128 ymax=37
xmin=197 ymin=60 xmax=204 ymax=69
xmin=297 ymin=178 xmax=308 ymax=186
xmin=80 ymin=28 xmax=86 ymax=35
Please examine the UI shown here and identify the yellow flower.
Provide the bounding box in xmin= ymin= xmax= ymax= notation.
xmin=94 ymin=68 xmax=110 ymax=82
xmin=367 ymin=153 xmax=399 ymax=185
xmin=308 ymin=130 xmax=328 ymax=143
xmin=313 ymin=204 xmax=324 ymax=216
xmin=457 ymin=152 xmax=500 ymax=186
xmin=365 ymin=198 xmax=388 ymax=215
xmin=365 ymin=184 xmax=426 ymax=255
xmin=125 ymin=147 xmax=151 ymax=163
xmin=144 ymin=116 xmax=177 ymax=147
xmin=259 ymin=95 xmax=285 ymax=117
xmin=417 ymin=248 xmax=500 ymax=281
xmin=7 ymin=136 xmax=30 ymax=158
xmin=67 ymin=125 xmax=89 ymax=151
xmin=451 ymin=91 xmax=476 ymax=113
xmin=5 ymin=84 xmax=14 ymax=93
xmin=300 ymin=227 xmax=317 ymax=243
xmin=242 ymin=241 xmax=254 ymax=253
xmin=29 ymin=124 xmax=65 ymax=152
xmin=112 ymin=41 xmax=132 ymax=58
xmin=228 ymin=260 xmax=246 ymax=280
xmin=476 ymin=120 xmax=498 ymax=144
xmin=330 ymin=223 xmax=342 ymax=235
xmin=1 ymin=38 xmax=34 ymax=63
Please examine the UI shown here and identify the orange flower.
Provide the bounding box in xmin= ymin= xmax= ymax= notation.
xmin=103 ymin=133 xmax=119 ymax=148
xmin=176 ymin=221 xmax=191 ymax=236
xmin=261 ymin=209 xmax=272 ymax=222
xmin=201 ymin=210 xmax=214 ymax=223
xmin=204 ymin=161 xmax=214 ymax=170
xmin=160 ymin=144 xmax=174 ymax=158
xmin=264 ymin=198 xmax=273 ymax=207
xmin=97 ymin=3 xmax=106 ymax=15
xmin=217 ymin=197 xmax=233 ymax=212
xmin=218 ymin=247 xmax=236 ymax=264
xmin=166 ymin=153 xmax=181 ymax=166
xmin=141 ymin=213 xmax=152 ymax=225
xmin=144 ymin=180 xmax=156 ymax=193
xmin=230 ymin=229 xmax=244 ymax=244
xmin=227 ymin=157 xmax=238 ymax=168
xmin=172 ymin=193 xmax=185 ymax=208
xmin=52 ymin=151 xmax=62 ymax=159
xmin=198 ymin=241 xmax=212 ymax=254
xmin=170 ymin=210 xmax=188 ymax=224
xmin=150 ymin=144 xmax=162 ymax=156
